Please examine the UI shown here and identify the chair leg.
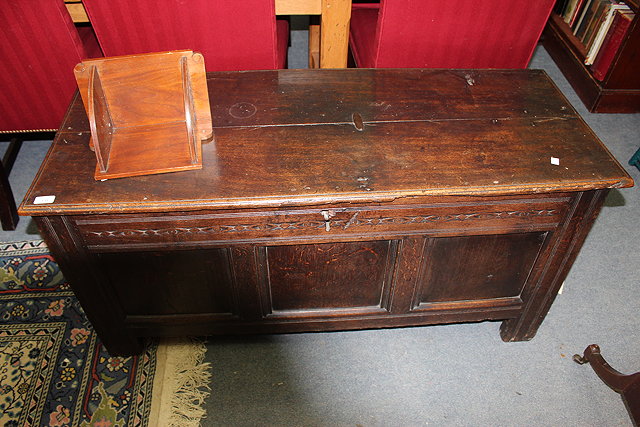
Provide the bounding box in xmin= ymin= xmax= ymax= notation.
xmin=0 ymin=138 xmax=23 ymax=231
xmin=309 ymin=21 xmax=320 ymax=69
xmin=574 ymin=344 xmax=640 ymax=425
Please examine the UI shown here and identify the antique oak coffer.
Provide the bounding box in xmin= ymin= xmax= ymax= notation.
xmin=20 ymin=69 xmax=633 ymax=356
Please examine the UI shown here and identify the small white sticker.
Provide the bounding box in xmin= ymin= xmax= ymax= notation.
xmin=550 ymin=157 xmax=560 ymax=165
xmin=34 ymin=195 xmax=56 ymax=204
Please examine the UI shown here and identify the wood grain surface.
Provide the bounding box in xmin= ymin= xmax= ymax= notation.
xmin=73 ymin=50 xmax=211 ymax=180
xmin=20 ymin=69 xmax=632 ymax=216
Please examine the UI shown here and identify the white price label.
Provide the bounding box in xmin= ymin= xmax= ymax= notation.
xmin=33 ymin=195 xmax=56 ymax=204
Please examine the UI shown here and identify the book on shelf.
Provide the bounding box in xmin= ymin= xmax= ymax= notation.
xmin=582 ymin=0 xmax=611 ymax=46
xmin=555 ymin=0 xmax=570 ymax=14
xmin=584 ymin=2 xmax=632 ymax=64
xmin=568 ymin=0 xmax=588 ymax=26
xmin=562 ymin=0 xmax=581 ymax=23
xmin=554 ymin=0 xmax=636 ymax=81
xmin=573 ymin=0 xmax=594 ymax=32
xmin=575 ymin=0 xmax=604 ymax=40
xmin=560 ymin=0 xmax=590 ymax=27
xmin=590 ymin=8 xmax=635 ymax=80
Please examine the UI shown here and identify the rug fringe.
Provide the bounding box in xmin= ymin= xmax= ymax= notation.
xmin=148 ymin=337 xmax=212 ymax=427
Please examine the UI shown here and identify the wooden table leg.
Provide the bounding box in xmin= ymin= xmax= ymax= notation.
xmin=35 ymin=216 xmax=144 ymax=356
xmin=574 ymin=344 xmax=640 ymax=425
xmin=500 ymin=190 xmax=608 ymax=342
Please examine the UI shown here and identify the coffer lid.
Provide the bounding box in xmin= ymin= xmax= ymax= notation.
xmin=20 ymin=69 xmax=633 ymax=215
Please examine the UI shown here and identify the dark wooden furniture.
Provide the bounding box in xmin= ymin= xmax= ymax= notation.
xmin=19 ymin=69 xmax=633 ymax=356
xmin=543 ymin=0 xmax=640 ymax=113
xmin=574 ymin=345 xmax=640 ymax=425
xmin=73 ymin=50 xmax=213 ymax=180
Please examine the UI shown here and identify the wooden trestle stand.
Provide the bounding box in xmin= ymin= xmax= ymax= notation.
xmin=74 ymin=50 xmax=213 ymax=180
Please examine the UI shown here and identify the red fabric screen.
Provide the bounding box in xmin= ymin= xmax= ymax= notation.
xmin=82 ymin=0 xmax=287 ymax=71
xmin=0 ymin=0 xmax=99 ymax=132
xmin=350 ymin=0 xmax=555 ymax=69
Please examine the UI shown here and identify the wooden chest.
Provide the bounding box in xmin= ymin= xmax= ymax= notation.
xmin=20 ymin=69 xmax=633 ymax=356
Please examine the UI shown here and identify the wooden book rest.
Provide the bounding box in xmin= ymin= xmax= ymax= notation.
xmin=74 ymin=50 xmax=213 ymax=180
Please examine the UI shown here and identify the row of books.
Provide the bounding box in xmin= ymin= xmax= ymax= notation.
xmin=554 ymin=0 xmax=635 ymax=80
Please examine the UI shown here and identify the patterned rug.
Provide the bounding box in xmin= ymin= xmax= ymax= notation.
xmin=0 ymin=241 xmax=211 ymax=426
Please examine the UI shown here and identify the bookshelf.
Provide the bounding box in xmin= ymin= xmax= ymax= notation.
xmin=543 ymin=0 xmax=640 ymax=112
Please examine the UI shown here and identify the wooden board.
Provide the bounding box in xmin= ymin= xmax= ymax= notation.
xmin=73 ymin=50 xmax=213 ymax=180
xmin=22 ymin=69 xmax=632 ymax=215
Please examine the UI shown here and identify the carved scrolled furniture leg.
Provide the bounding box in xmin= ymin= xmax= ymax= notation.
xmin=574 ymin=344 xmax=640 ymax=426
